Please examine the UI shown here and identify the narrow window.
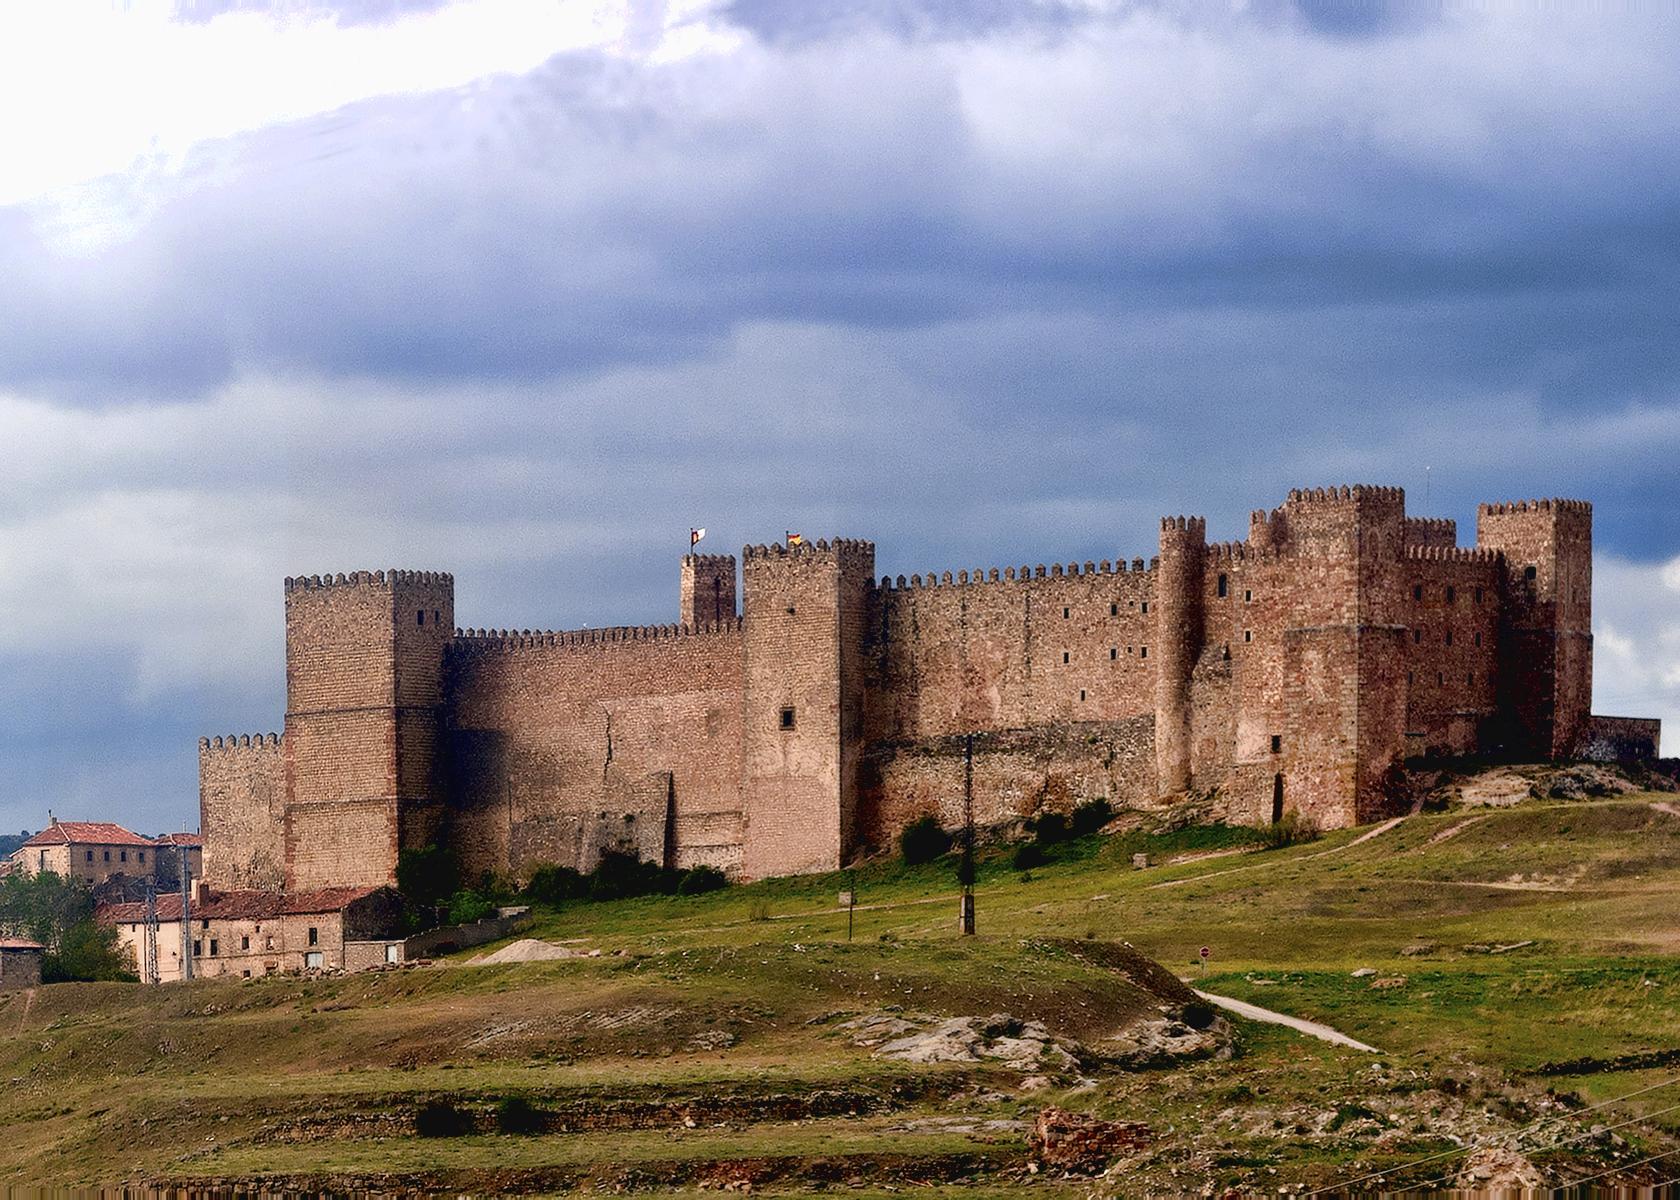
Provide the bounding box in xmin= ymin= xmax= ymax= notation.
xmin=1475 ymin=587 xmax=1484 ymax=603
xmin=779 ymin=707 xmax=796 ymax=730
xmin=1413 ymin=629 xmax=1422 ymax=644
xmin=433 ymin=609 xmax=441 ymax=625
xmin=1446 ymin=586 xmax=1456 ymax=603
xmin=1110 ymin=648 xmax=1118 ymax=660
xmin=193 ymin=940 xmax=201 ymax=956
xmin=1217 ymin=574 xmax=1228 ymax=598
xmin=308 ymin=927 xmax=318 ymax=947
xmin=241 ymin=935 xmax=250 ymax=951
xmin=1270 ymin=735 xmax=1282 ymax=754
xmin=103 ymin=849 xmax=110 ymax=861
xmin=1110 ymin=602 xmax=1118 ymax=616
xmin=138 ymin=851 xmax=145 ymax=864
xmin=1141 ymin=601 xmax=1149 ymax=614
xmin=1244 ymin=589 xmax=1253 ymax=603
xmin=1445 ymin=630 xmax=1453 ymax=646
xmin=1062 ymin=651 xmax=1070 ymax=664
xmin=1140 ymin=646 xmax=1148 ymax=659
xmin=201 ymin=919 xmax=209 ymax=930
xmin=1243 ymin=630 xmax=1252 ymax=643
xmin=1408 ymin=671 xmax=1414 ymax=685
xmin=1468 ymin=672 xmax=1475 ymax=685
xmin=1079 ymin=689 xmax=1087 ymax=702
xmin=1413 ymin=584 xmax=1423 ymax=601
xmin=86 ymin=850 xmax=93 ymax=862
xmin=1271 ymin=775 xmax=1284 ymax=824
xmin=1524 ymin=565 xmax=1537 ymax=582
xmin=120 ymin=850 xmax=127 ymax=863
xmin=417 ymin=609 xmax=424 ymax=626
xmin=1437 ymin=672 xmax=1444 ymax=686
xmin=1474 ymin=632 xmax=1481 ymax=646
xmin=209 ymin=939 xmax=218 ymax=957
xmin=1063 ymin=606 xmax=1070 ymax=618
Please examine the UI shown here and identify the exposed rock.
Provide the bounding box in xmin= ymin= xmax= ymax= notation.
xmin=1095 ymin=1015 xmax=1234 ymax=1069
xmin=1030 ymin=1106 xmax=1153 ymax=1172
xmin=1351 ymin=967 xmax=1378 ymax=978
xmin=1458 ymin=1145 xmax=1545 ymax=1191
xmin=839 ymin=1011 xmax=1086 ymax=1070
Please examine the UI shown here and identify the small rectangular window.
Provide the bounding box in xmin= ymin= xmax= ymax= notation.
xmin=1445 ymin=630 xmax=1453 ymax=646
xmin=138 ymin=851 xmax=145 ymax=863
xmin=417 ymin=609 xmax=425 ymax=625
xmin=1475 ymin=587 xmax=1484 ymax=603
xmin=1408 ymin=671 xmax=1414 ymax=685
xmin=1110 ymin=602 xmax=1118 ymax=616
xmin=1270 ymin=735 xmax=1282 ymax=754
xmin=1062 ymin=606 xmax=1070 ymax=618
xmin=308 ymin=927 xmax=318 ymax=946
xmin=1140 ymin=646 xmax=1148 ymax=658
xmin=1446 ymin=586 xmax=1456 ymax=603
xmin=241 ymin=935 xmax=250 ymax=951
xmin=1062 ymin=651 xmax=1070 ymax=664
xmin=201 ymin=918 xmax=209 ymax=930
xmin=1413 ymin=584 xmax=1423 ymax=601
xmin=1524 ymin=565 xmax=1537 ymax=581
xmin=1437 ymin=672 xmax=1444 ymax=686
xmin=1413 ymin=629 xmax=1422 ymax=643
xmin=779 ymin=706 xmax=796 ymax=730
xmin=209 ymin=939 xmax=218 ymax=957
xmin=1141 ymin=602 xmax=1148 ymax=614
xmin=1474 ymin=632 xmax=1481 ymax=646
xmin=1110 ymin=648 xmax=1118 ymax=660
xmin=1468 ymin=672 xmax=1475 ymax=685
xmin=1243 ymin=630 xmax=1252 ymax=643
xmin=1217 ymin=574 xmax=1228 ymax=598
xmin=120 ymin=850 xmax=127 ymax=862
xmin=192 ymin=940 xmax=201 ymax=956
xmin=86 ymin=850 xmax=93 ymax=862
xmin=1079 ymin=689 xmax=1087 ymax=701
xmin=103 ymin=850 xmax=110 ymax=861
xmin=1244 ymin=589 xmax=1252 ymax=602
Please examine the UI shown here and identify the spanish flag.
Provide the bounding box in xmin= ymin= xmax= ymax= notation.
xmin=786 ymin=531 xmax=804 ymax=547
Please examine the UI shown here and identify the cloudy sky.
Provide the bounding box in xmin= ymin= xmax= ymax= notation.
xmin=1 ymin=0 xmax=1677 ymax=836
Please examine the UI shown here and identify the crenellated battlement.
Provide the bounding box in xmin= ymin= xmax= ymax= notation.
xmin=1403 ymin=545 xmax=1501 ymax=564
xmin=1285 ymin=484 xmax=1405 ymax=505
xmin=741 ymin=537 xmax=875 ymax=561
xmin=1478 ymin=498 xmax=1592 ymax=516
xmin=1160 ymin=515 xmax=1207 ymax=534
xmin=1204 ymin=540 xmax=1281 ymax=563
xmin=200 ymin=732 xmax=282 ymax=752
xmin=284 ymin=569 xmax=453 ymax=593
xmin=450 ymin=618 xmax=744 ymax=653
xmin=875 ymin=556 xmax=1153 ymax=591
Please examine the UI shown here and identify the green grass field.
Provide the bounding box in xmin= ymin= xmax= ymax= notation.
xmin=4 ymin=791 xmax=1680 ymax=1193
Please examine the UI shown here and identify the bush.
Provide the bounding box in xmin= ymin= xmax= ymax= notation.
xmin=415 ymin=1100 xmax=472 ymax=1137
xmin=899 ymin=816 xmax=951 ymax=865
xmin=1032 ymin=811 xmax=1071 ymax=845
xmin=397 ymin=844 xmax=462 ymax=911
xmin=677 ymin=866 xmax=728 ymax=895
xmin=1012 ymin=842 xmax=1047 ymax=871
xmin=495 ymin=1095 xmax=544 ymax=1135
xmin=1070 ymin=798 xmax=1115 ymax=837
xmin=44 ymin=918 xmax=134 ymax=983
xmin=445 ymin=889 xmax=495 ymax=925
xmin=1261 ymin=813 xmax=1320 ymax=850
xmin=523 ymin=863 xmax=587 ymax=905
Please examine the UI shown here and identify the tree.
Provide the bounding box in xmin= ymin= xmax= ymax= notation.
xmin=396 ymin=844 xmax=462 ymax=911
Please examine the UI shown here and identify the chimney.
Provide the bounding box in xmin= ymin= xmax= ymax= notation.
xmin=194 ymin=879 xmax=210 ymax=907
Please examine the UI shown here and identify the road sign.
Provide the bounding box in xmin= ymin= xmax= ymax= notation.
xmin=1200 ymin=946 xmax=1210 ymax=959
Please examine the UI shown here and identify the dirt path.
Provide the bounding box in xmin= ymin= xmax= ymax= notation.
xmin=1195 ymin=990 xmax=1380 ymax=1053
xmin=1425 ymin=814 xmax=1492 ymax=846
xmin=1654 ymin=802 xmax=1680 ymax=819
xmin=1149 ymin=817 xmax=1406 ymax=890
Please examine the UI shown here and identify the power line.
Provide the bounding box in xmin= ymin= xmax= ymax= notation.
xmin=1304 ymin=1076 xmax=1680 ymax=1197
xmin=1546 ymin=1142 xmax=1680 ymax=1193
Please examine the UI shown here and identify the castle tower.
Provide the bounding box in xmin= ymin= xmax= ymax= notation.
xmin=739 ymin=537 xmax=875 ymax=878
xmin=1476 ymin=499 xmax=1593 ymax=757
xmin=680 ymin=554 xmax=738 ymax=628
xmin=280 ymin=570 xmax=455 ymax=890
xmin=1153 ymin=515 xmax=1205 ymax=797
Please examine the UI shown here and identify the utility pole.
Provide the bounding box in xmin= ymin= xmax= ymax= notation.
xmin=142 ymin=884 xmax=159 ymax=985
xmin=179 ymin=858 xmax=193 ymax=982
xmin=958 ymin=733 xmax=976 ymax=935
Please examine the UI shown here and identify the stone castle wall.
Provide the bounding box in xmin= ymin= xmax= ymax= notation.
xmin=200 ymin=486 xmax=1646 ymax=888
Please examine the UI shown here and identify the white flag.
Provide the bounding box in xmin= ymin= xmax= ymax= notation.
xmin=690 ymin=527 xmax=706 ymax=547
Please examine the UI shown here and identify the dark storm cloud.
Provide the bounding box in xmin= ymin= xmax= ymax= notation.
xmin=4 ymin=0 xmax=1680 ymax=830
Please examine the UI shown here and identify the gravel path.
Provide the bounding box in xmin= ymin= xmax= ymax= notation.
xmin=1194 ymin=990 xmax=1380 ymax=1053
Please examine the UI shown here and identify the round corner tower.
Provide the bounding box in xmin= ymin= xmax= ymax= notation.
xmin=1153 ymin=515 xmax=1206 ymax=797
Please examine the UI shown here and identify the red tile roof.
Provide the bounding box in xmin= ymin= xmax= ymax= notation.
xmin=97 ymin=885 xmax=386 ymax=925
xmin=0 ymin=937 xmax=45 ymax=951
xmin=152 ymin=832 xmax=202 ymax=847
xmin=21 ymin=821 xmax=155 ymax=848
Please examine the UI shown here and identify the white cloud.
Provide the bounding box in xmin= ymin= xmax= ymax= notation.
xmin=1594 ymin=553 xmax=1680 ymax=753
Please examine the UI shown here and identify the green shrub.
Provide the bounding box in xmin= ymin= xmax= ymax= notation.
xmin=1261 ymin=813 xmax=1320 ymax=850
xmin=677 ymin=866 xmax=728 ymax=895
xmin=524 ymin=863 xmax=587 ymax=905
xmin=445 ymin=889 xmax=495 ymax=925
xmin=899 ymin=816 xmax=951 ymax=865
xmin=415 ymin=1099 xmax=471 ymax=1137
xmin=44 ymin=918 xmax=135 ymax=983
xmin=495 ymin=1096 xmax=543 ymax=1134
xmin=1012 ymin=842 xmax=1048 ymax=871
xmin=396 ymin=844 xmax=462 ymax=910
xmin=1032 ymin=811 xmax=1071 ymax=845
xmin=1070 ymin=798 xmax=1115 ymax=837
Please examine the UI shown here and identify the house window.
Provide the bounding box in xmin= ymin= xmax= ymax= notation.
xmin=308 ymin=927 xmax=319 ymax=946
xmin=1110 ymin=648 xmax=1118 ymax=660
xmin=1141 ymin=602 xmax=1148 ymax=614
xmin=241 ymin=935 xmax=250 ymax=951
xmin=1468 ymin=672 xmax=1475 ymax=685
xmin=265 ymin=937 xmax=275 ymax=951
xmin=1408 ymin=671 xmax=1414 ymax=686
xmin=120 ymin=850 xmax=127 ymax=863
xmin=209 ymin=939 xmax=218 ymax=957
xmin=138 ymin=851 xmax=145 ymax=864
xmin=103 ymin=850 xmax=110 ymax=862
xmin=1525 ymin=565 xmax=1537 ymax=581
xmin=1271 ymin=735 xmax=1282 ymax=754
xmin=243 ymin=970 xmax=251 ymax=978
xmin=86 ymin=850 xmax=93 ymax=862
xmin=201 ymin=919 xmax=209 ymax=930
xmin=1062 ymin=651 xmax=1070 ymax=664
xmin=433 ymin=609 xmax=441 ymax=625
xmin=779 ymin=707 xmax=796 ymax=730
xmin=1243 ymin=630 xmax=1252 ymax=643
xmin=1140 ymin=646 xmax=1148 ymax=658
xmin=193 ymin=940 xmax=201 ymax=956
xmin=1244 ymin=589 xmax=1252 ymax=603
xmin=417 ymin=609 xmax=425 ymax=626
xmin=1217 ymin=574 xmax=1228 ymax=598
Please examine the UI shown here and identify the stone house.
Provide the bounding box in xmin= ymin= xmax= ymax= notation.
xmin=0 ymin=938 xmax=44 ymax=990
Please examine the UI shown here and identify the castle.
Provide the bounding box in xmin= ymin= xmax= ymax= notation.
xmin=199 ymin=485 xmax=1660 ymax=892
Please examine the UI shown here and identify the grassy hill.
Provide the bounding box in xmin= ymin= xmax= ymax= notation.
xmin=5 ymin=789 xmax=1680 ymax=1193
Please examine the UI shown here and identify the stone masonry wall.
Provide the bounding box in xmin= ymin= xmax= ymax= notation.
xmin=200 ymin=734 xmax=285 ymax=890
